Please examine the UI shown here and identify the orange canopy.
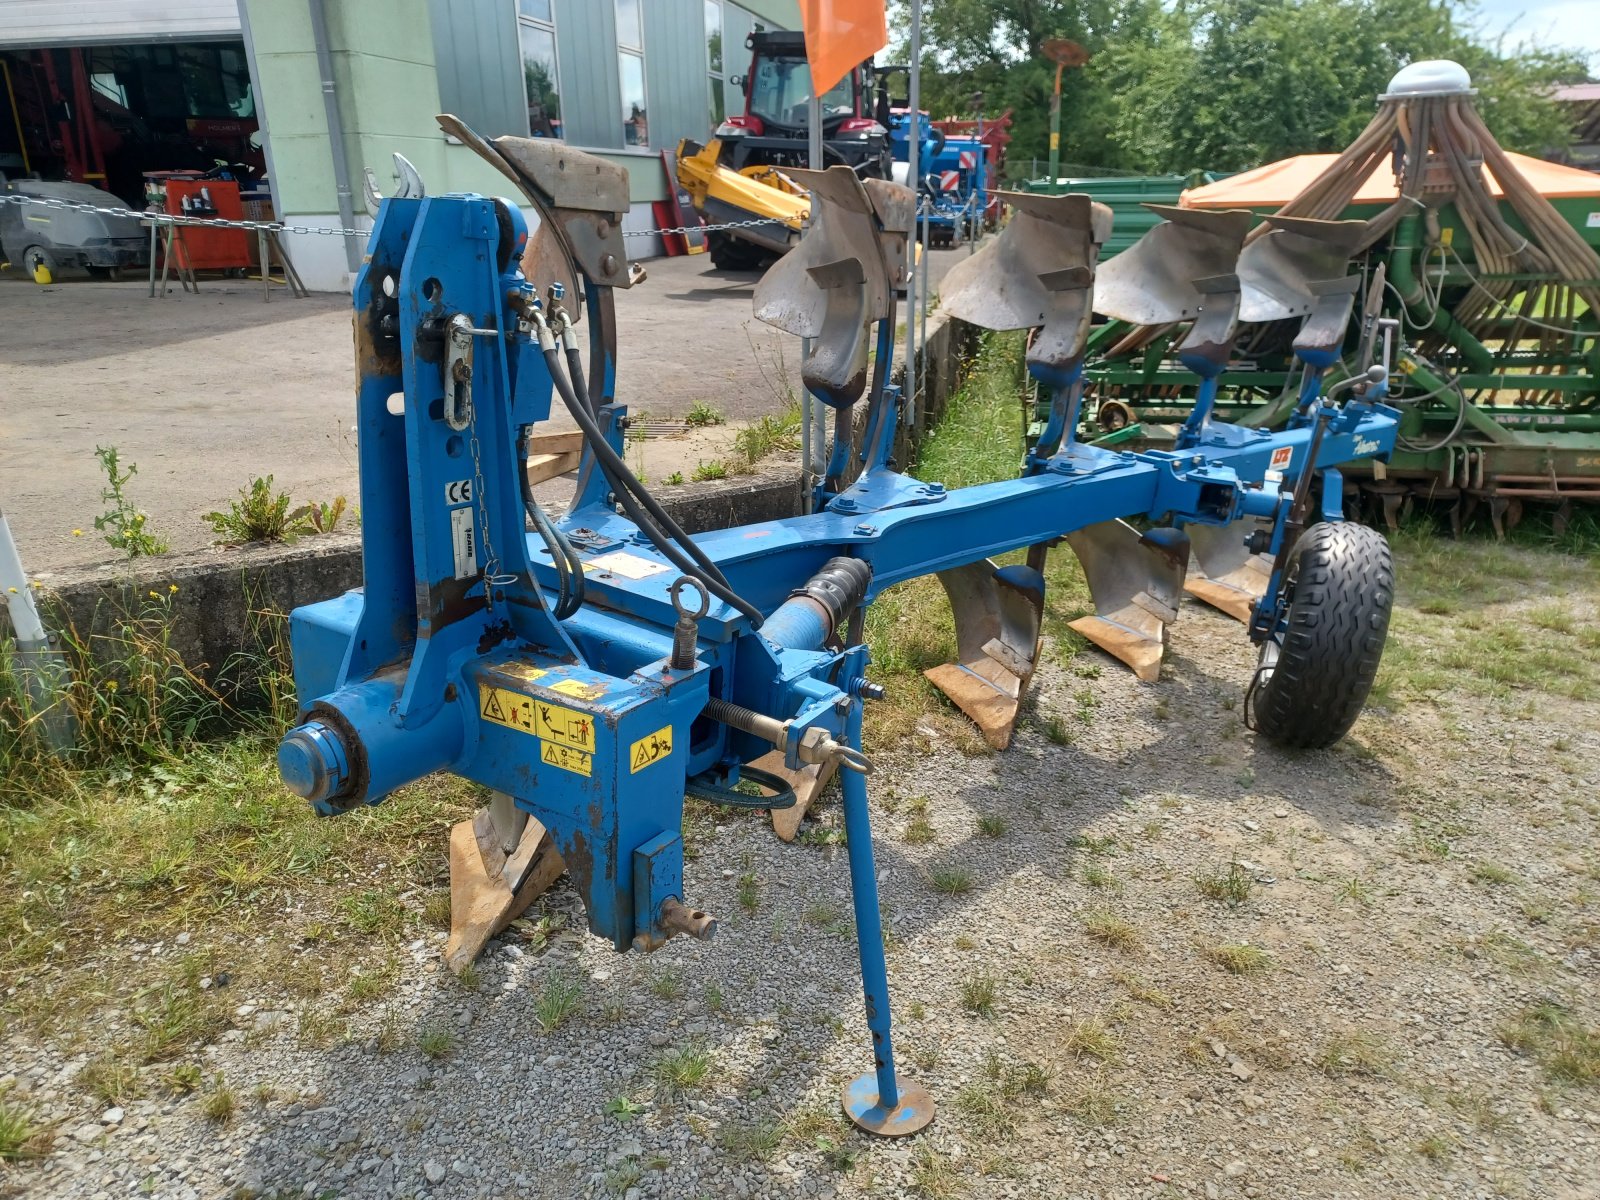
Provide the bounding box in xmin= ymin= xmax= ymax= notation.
xmin=1181 ymin=151 xmax=1600 ymax=209
xmin=800 ymin=0 xmax=887 ymax=95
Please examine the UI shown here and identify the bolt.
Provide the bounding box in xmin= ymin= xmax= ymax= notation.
xmin=833 ymin=695 xmax=853 ymax=714
xmin=601 ymin=253 xmax=619 ymax=275
xmin=926 ymin=482 xmax=945 ymax=494
xmin=853 ymin=523 xmax=877 ymax=536
xmin=618 ymin=414 xmax=632 ymax=430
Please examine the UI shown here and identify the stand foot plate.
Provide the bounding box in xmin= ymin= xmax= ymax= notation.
xmin=841 ymin=1072 xmax=936 ymax=1136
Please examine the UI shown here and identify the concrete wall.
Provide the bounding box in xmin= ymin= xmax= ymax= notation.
xmin=6 ymin=313 xmax=978 ymax=697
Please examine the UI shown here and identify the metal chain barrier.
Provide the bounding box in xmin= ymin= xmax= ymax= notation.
xmin=0 ymin=190 xmax=363 ymax=238
xmin=622 ymin=216 xmax=786 ymax=239
xmin=1 ymin=191 xmax=784 ymax=242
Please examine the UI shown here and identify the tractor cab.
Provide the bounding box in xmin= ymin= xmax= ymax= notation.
xmin=715 ymin=30 xmax=891 ymax=179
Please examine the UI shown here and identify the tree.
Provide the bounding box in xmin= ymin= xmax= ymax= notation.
xmin=891 ymin=0 xmax=1590 ymax=176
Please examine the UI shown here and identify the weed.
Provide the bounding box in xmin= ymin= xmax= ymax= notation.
xmin=203 ymin=476 xmax=307 ymax=545
xmin=0 ymin=1101 xmax=47 ymax=1161
xmin=737 ymin=870 xmax=760 ymax=913
xmin=685 ymin=400 xmax=725 ymax=427
xmin=1208 ymin=943 xmax=1272 ymax=975
xmin=454 ymin=962 xmax=482 ymax=992
xmin=1471 ymin=861 xmax=1518 ymax=886
xmin=200 ymin=1076 xmax=237 ymax=1124
xmin=295 ymin=496 xmax=347 ymax=535
xmin=417 ymin=1026 xmax=456 ymax=1060
xmin=1316 ymin=1031 xmax=1392 ymax=1078
xmin=1063 ymin=1073 xmax=1121 ymax=1126
xmin=1114 ymin=971 xmax=1174 ymax=1009
xmin=719 ymin=1120 xmax=784 ymax=1163
xmin=909 ymin=1142 xmax=965 ymax=1197
xmin=1063 ymin=1018 xmax=1121 ymax=1062
xmin=604 ymin=1160 xmax=643 ymax=1193
xmin=976 ymin=813 xmax=1008 ymax=838
xmin=604 ymin=1095 xmax=646 ymax=1121
xmin=960 ymin=970 xmax=998 ymax=1016
xmin=1415 ymin=1133 xmax=1453 ymax=1160
xmin=704 ymin=983 xmax=725 ymax=1012
xmin=955 ymin=1082 xmax=1015 ymax=1137
xmin=1196 ymin=861 xmax=1253 ymax=906
xmin=93 ymin=445 xmax=169 ymax=557
xmin=732 ymin=402 xmax=802 ymax=467
xmin=81 ymin=1052 xmax=143 ymax=1105
xmin=339 ymin=889 xmax=406 ymax=937
xmin=904 ymin=813 xmax=936 ymax=844
xmin=1083 ymin=864 xmax=1117 ymax=890
xmin=930 ymin=866 xmax=975 ymax=895
xmin=1338 ymin=877 xmax=1374 ymax=906
xmin=535 ymin=975 xmax=584 ymax=1033
xmin=649 ymin=966 xmax=686 ymax=1001
xmin=664 ymin=471 xmax=685 ymax=485
xmin=1043 ymin=713 xmax=1073 ymax=745
xmin=297 ymin=1007 xmax=348 ymax=1048
xmin=651 ymin=1043 xmax=712 ymax=1094
xmin=1083 ymin=911 xmax=1141 ymax=952
xmin=691 ymin=460 xmax=728 ymax=482
xmin=162 ymin=1062 xmax=203 ymax=1094
xmin=1499 ymin=1002 xmax=1600 ymax=1083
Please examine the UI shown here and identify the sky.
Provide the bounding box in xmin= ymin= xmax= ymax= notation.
xmin=1469 ymin=0 xmax=1599 ymax=67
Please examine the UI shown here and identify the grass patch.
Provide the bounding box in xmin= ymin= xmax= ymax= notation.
xmin=731 ymin=401 xmax=802 ymax=467
xmin=1208 ymin=943 xmax=1272 ymax=975
xmin=1195 ymin=861 xmax=1253 ymax=906
xmin=200 ymin=1075 xmax=237 ymax=1124
xmin=959 ymin=970 xmax=999 ymax=1017
xmin=1499 ymin=1002 xmax=1600 ymax=1083
xmin=1083 ymin=911 xmax=1141 ymax=952
xmin=1062 ymin=1018 xmax=1121 ymax=1062
xmin=535 ymin=974 xmax=584 ymax=1033
xmin=1470 ymin=860 xmax=1518 ymax=886
xmin=0 ymin=1100 xmax=48 ymax=1161
xmin=930 ymin=866 xmax=975 ymax=895
xmin=651 ymin=1043 xmax=712 ymax=1094
xmin=1316 ymin=1030 xmax=1392 ymax=1079
xmin=690 ymin=460 xmax=728 ymax=482
xmin=684 ymin=400 xmax=724 ymax=427
xmin=718 ymin=1119 xmax=784 ymax=1164
xmin=417 ymin=1025 xmax=456 ymax=1060
xmin=975 ymin=813 xmax=1008 ymax=838
xmin=909 ymin=1142 xmax=965 ymax=1198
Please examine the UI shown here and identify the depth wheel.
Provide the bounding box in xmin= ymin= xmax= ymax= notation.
xmin=1247 ymin=522 xmax=1394 ymax=750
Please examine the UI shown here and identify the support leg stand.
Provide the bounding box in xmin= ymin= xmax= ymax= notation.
xmin=838 ymin=703 xmax=934 ymax=1136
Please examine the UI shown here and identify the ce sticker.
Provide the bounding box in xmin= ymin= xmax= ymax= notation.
xmin=445 ymin=480 xmax=473 ymax=505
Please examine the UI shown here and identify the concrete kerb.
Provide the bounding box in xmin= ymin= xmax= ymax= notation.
xmin=3 ymin=316 xmax=982 ymax=689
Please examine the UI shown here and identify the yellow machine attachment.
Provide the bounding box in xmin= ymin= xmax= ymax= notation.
xmin=675 ymin=138 xmax=808 ymax=269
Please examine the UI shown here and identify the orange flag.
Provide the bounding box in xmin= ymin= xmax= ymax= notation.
xmin=799 ymin=0 xmax=888 ymax=96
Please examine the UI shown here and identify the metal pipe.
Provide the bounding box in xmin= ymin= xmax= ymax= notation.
xmin=308 ymin=0 xmax=361 ymax=273
xmin=801 ymin=90 xmax=825 ymax=513
xmin=1388 ymin=210 xmax=1494 ymax=375
xmin=840 ymin=700 xmax=900 ymax=1108
xmin=0 ymin=504 xmax=74 ymax=752
xmin=905 ymin=0 xmax=922 ymax=428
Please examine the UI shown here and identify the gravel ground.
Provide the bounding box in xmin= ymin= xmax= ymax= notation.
xmin=4 ymin=547 xmax=1599 ymax=1200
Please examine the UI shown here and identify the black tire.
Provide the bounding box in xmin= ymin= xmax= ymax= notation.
xmin=1247 ymin=521 xmax=1394 ymax=750
xmin=706 ymin=230 xmax=770 ymax=272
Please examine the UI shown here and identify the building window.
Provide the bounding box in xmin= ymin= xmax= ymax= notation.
xmin=617 ymin=0 xmax=647 ymax=146
xmin=518 ymin=0 xmax=561 ymax=138
xmin=705 ymin=0 xmax=725 ymax=127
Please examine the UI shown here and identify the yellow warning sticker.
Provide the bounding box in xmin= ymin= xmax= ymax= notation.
xmin=551 ymin=677 xmax=607 ymax=702
xmin=479 ymin=685 xmax=596 ymax=752
xmin=629 ymin=725 xmax=673 ymax=773
xmin=541 ymin=740 xmax=593 ymax=777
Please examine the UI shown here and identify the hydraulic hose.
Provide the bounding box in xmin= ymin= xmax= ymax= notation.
xmin=540 ymin=344 xmax=765 ymax=627
xmin=516 ymin=429 xmax=585 ymax=619
xmin=554 ymin=319 xmax=737 ymax=595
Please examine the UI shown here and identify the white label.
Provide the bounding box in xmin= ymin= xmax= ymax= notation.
xmin=1587 ymin=212 xmax=1600 ymax=228
xmin=450 ymin=508 xmax=477 ymax=579
xmin=445 ymin=479 xmax=473 ymax=505
xmin=587 ymin=550 xmax=669 ymax=580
